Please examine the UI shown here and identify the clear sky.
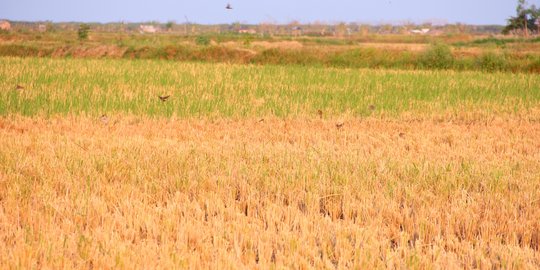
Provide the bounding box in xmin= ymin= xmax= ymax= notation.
xmin=1 ymin=0 xmax=539 ymax=25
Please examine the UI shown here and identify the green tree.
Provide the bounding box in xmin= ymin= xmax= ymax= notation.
xmin=78 ymin=24 xmax=90 ymax=40
xmin=165 ymin=21 xmax=175 ymax=32
xmin=503 ymin=0 xmax=540 ymax=35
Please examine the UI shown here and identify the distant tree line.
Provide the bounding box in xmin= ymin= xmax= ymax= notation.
xmin=2 ymin=21 xmax=505 ymax=36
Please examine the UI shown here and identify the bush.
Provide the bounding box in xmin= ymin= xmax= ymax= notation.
xmin=78 ymin=24 xmax=90 ymax=40
xmin=471 ymin=37 xmax=511 ymax=46
xmin=252 ymin=48 xmax=323 ymax=66
xmin=477 ymin=52 xmax=508 ymax=71
xmin=0 ymin=44 xmax=40 ymax=57
xmin=527 ymin=57 xmax=540 ymax=73
xmin=419 ymin=43 xmax=454 ymax=69
xmin=195 ymin=36 xmax=210 ymax=46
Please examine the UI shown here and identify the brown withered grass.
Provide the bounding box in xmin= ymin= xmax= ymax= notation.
xmin=1 ymin=115 xmax=539 ymax=269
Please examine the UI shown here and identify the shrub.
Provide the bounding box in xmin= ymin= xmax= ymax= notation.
xmin=78 ymin=24 xmax=90 ymax=40
xmin=195 ymin=36 xmax=210 ymax=46
xmin=419 ymin=43 xmax=454 ymax=69
xmin=252 ymin=48 xmax=323 ymax=66
xmin=195 ymin=46 xmax=253 ymax=63
xmin=527 ymin=57 xmax=540 ymax=73
xmin=0 ymin=44 xmax=40 ymax=57
xmin=476 ymin=52 xmax=508 ymax=71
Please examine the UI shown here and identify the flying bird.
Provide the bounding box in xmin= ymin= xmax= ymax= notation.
xmin=226 ymin=3 xmax=233 ymax=9
xmin=158 ymin=95 xmax=170 ymax=102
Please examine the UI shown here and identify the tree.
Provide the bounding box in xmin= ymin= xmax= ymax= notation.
xmin=78 ymin=24 xmax=90 ymax=40
xmin=165 ymin=21 xmax=175 ymax=32
xmin=503 ymin=0 xmax=540 ymax=35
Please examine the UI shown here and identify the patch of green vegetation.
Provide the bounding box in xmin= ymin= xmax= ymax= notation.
xmin=476 ymin=52 xmax=508 ymax=72
xmin=454 ymin=37 xmax=540 ymax=47
xmin=301 ymin=38 xmax=355 ymax=46
xmin=1 ymin=57 xmax=539 ymax=118
xmin=195 ymin=36 xmax=211 ymax=46
xmin=0 ymin=45 xmax=42 ymax=57
xmin=77 ymin=24 xmax=90 ymax=40
xmin=419 ymin=43 xmax=454 ymax=69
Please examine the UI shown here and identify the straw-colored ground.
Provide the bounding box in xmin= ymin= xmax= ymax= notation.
xmin=1 ymin=115 xmax=539 ymax=269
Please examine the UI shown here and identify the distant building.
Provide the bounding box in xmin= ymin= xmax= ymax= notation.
xmin=0 ymin=20 xmax=11 ymax=31
xmin=238 ymin=29 xmax=256 ymax=34
xmin=410 ymin=28 xmax=430 ymax=35
xmin=139 ymin=25 xmax=158 ymax=33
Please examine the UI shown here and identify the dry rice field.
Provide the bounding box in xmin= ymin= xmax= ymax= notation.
xmin=1 ymin=115 xmax=540 ymax=269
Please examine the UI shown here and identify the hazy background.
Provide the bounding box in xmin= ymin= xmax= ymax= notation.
xmin=2 ymin=0 xmax=539 ymax=25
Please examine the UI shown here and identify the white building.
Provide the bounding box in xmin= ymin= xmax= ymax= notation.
xmin=238 ymin=29 xmax=257 ymax=34
xmin=139 ymin=25 xmax=158 ymax=34
xmin=0 ymin=20 xmax=11 ymax=31
xmin=411 ymin=28 xmax=430 ymax=35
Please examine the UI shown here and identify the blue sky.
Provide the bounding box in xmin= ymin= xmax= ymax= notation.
xmin=1 ymin=0 xmax=538 ymax=25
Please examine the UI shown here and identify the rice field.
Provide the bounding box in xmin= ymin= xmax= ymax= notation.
xmin=1 ymin=57 xmax=540 ymax=269
xmin=1 ymin=57 xmax=540 ymax=118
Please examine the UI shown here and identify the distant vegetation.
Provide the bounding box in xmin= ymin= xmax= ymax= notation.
xmin=0 ymin=36 xmax=539 ymax=73
xmin=77 ymin=24 xmax=90 ymax=40
xmin=1 ymin=20 xmax=540 ymax=73
xmin=0 ymin=20 xmax=506 ymax=36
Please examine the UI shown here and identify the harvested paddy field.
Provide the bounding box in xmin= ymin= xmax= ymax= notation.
xmin=1 ymin=117 xmax=540 ymax=268
xmin=1 ymin=57 xmax=540 ymax=268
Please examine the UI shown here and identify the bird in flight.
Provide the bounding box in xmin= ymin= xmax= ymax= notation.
xmin=158 ymin=95 xmax=170 ymax=102
xmin=226 ymin=3 xmax=233 ymax=10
